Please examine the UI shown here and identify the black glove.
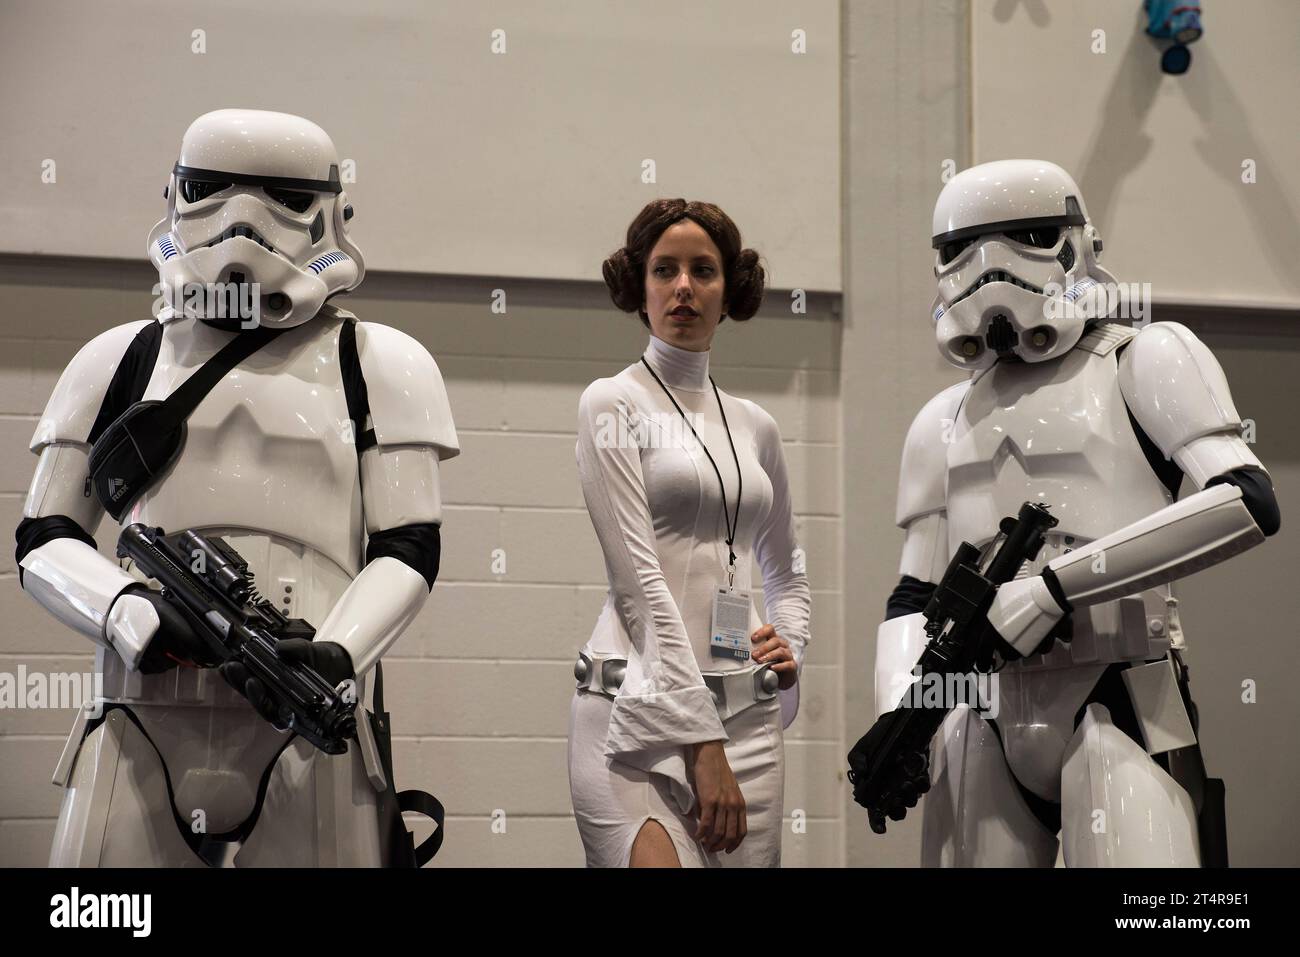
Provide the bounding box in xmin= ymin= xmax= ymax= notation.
xmin=848 ymin=711 xmax=932 ymax=834
xmin=116 ymin=584 xmax=219 ymax=674
xmin=219 ymin=638 xmax=355 ymax=725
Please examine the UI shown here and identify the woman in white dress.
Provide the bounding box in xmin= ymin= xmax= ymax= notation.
xmin=568 ymin=199 xmax=812 ymax=867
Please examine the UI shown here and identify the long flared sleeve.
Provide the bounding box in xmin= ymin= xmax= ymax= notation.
xmin=576 ymin=378 xmax=726 ymax=812
xmin=748 ymin=402 xmax=813 ymax=729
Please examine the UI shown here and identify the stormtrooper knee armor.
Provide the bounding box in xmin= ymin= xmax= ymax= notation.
xmin=875 ymin=159 xmax=1280 ymax=867
xmin=16 ymin=109 xmax=460 ymax=866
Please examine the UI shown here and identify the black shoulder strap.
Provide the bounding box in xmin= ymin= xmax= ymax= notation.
xmin=343 ymin=320 xmax=444 ymax=863
xmin=338 ymin=318 xmax=378 ymax=453
xmin=399 ymin=788 xmax=446 ymax=866
xmin=154 ymin=324 xmax=284 ymax=431
xmin=373 ymin=658 xmax=387 ymax=713
xmin=88 ymin=321 xmax=283 ymax=443
xmin=369 ymin=661 xmax=445 ymax=865
xmin=87 ymin=321 xmax=165 ymax=445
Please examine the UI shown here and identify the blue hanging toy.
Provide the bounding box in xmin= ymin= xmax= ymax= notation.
xmin=1144 ymin=0 xmax=1203 ymax=74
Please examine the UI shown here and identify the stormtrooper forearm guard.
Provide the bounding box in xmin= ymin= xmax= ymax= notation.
xmin=1048 ymin=473 xmax=1272 ymax=607
xmin=18 ymin=461 xmax=177 ymax=672
xmin=989 ymin=321 xmax=1280 ymax=656
xmin=314 ymin=533 xmax=439 ymax=678
xmin=18 ymin=529 xmax=137 ymax=646
xmin=990 ymin=478 xmax=1273 ymax=656
xmin=876 ymin=472 xmax=1275 ymax=699
xmin=17 ymin=432 xmax=154 ymax=665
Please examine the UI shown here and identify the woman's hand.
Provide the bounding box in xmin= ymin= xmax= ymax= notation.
xmin=751 ymin=624 xmax=798 ymax=690
xmin=688 ymin=740 xmax=747 ymax=854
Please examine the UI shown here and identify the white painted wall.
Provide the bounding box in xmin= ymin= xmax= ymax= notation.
xmin=972 ymin=0 xmax=1300 ymax=308
xmin=0 ymin=0 xmax=841 ymax=290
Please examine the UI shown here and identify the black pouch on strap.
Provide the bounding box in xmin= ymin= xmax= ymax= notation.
xmin=368 ymin=661 xmax=445 ymax=867
xmin=88 ymin=325 xmax=283 ymax=520
xmin=87 ymin=401 xmax=187 ymax=521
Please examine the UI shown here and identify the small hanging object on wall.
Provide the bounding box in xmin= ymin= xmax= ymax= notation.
xmin=1144 ymin=0 xmax=1204 ymax=75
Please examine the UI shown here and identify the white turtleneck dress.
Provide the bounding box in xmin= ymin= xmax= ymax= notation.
xmin=568 ymin=335 xmax=812 ymax=868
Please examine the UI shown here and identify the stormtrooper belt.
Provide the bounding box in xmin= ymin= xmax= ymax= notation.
xmin=574 ymin=652 xmax=779 ymax=723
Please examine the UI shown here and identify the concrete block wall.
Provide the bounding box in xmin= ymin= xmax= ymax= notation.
xmin=0 ymin=259 xmax=845 ymax=866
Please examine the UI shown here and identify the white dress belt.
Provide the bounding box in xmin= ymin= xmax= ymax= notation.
xmin=574 ymin=652 xmax=779 ymax=724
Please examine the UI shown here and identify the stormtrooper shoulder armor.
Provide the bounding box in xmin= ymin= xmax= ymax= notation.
xmin=1117 ymin=321 xmax=1265 ymax=488
xmin=1118 ymin=321 xmax=1243 ymax=456
xmin=31 ymin=320 xmax=156 ymax=451
xmin=896 ymin=379 xmax=969 ymax=527
xmin=354 ymin=320 xmax=460 ymax=458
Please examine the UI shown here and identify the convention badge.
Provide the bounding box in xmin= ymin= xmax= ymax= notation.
xmin=710 ymin=587 xmax=753 ymax=662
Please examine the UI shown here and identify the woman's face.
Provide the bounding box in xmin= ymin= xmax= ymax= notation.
xmin=643 ymin=220 xmax=726 ymax=352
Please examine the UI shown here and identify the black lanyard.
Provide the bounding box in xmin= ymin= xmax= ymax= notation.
xmin=640 ymin=357 xmax=743 ymax=583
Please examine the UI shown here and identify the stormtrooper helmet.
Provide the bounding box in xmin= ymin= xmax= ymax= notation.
xmin=930 ymin=159 xmax=1117 ymax=370
xmin=148 ymin=109 xmax=364 ymax=328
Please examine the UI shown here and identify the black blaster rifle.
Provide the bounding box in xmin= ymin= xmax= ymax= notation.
xmin=117 ymin=523 xmax=358 ymax=755
xmin=847 ymin=501 xmax=1058 ymax=833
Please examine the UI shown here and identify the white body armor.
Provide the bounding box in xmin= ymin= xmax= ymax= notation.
xmin=947 ymin=321 xmax=1180 ymax=668
xmin=873 ymin=317 xmax=1268 ymax=863
xmin=869 ymin=160 xmax=1277 ymax=868
xmin=877 ymin=319 xmax=1270 ymax=866
xmin=19 ymin=306 xmax=458 ymax=866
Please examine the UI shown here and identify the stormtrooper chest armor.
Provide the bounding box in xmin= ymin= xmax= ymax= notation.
xmin=945 ymin=327 xmax=1177 ymax=665
xmin=128 ymin=314 xmax=363 ymax=581
xmin=101 ymin=314 xmax=363 ymax=705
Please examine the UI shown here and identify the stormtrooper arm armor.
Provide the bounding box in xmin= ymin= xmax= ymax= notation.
xmin=310 ymin=322 xmax=460 ymax=677
xmin=16 ymin=322 xmax=163 ymax=667
xmin=874 ymin=381 xmax=969 ymax=719
xmin=988 ymin=322 xmax=1280 ymax=656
